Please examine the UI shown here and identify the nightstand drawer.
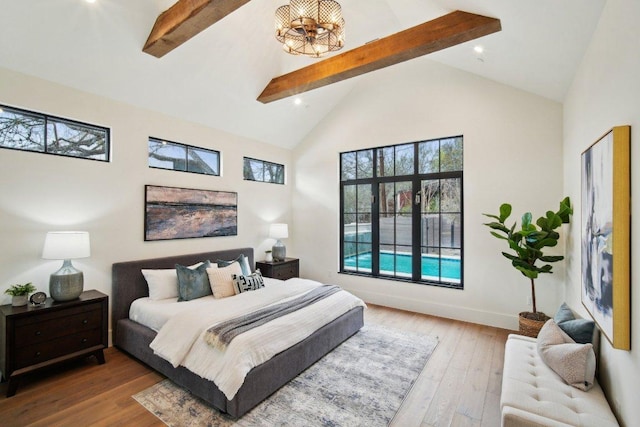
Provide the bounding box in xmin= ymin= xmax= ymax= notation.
xmin=15 ymin=307 xmax=102 ymax=348
xmin=271 ymin=263 xmax=299 ymax=280
xmin=15 ymin=328 xmax=103 ymax=369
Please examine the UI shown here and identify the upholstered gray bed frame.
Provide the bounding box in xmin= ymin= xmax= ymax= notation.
xmin=111 ymin=247 xmax=364 ymax=418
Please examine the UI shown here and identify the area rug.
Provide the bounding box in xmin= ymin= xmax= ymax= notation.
xmin=133 ymin=325 xmax=438 ymax=427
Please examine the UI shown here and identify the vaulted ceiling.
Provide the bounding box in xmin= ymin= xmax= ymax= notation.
xmin=0 ymin=0 xmax=605 ymax=148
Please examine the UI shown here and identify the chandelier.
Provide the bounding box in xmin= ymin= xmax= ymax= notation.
xmin=275 ymin=0 xmax=345 ymax=58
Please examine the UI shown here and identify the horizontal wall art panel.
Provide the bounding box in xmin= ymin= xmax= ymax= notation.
xmin=144 ymin=185 xmax=237 ymax=241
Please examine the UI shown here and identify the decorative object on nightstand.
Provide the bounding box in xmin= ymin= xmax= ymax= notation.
xmin=29 ymin=291 xmax=47 ymax=306
xmin=42 ymin=231 xmax=91 ymax=302
xmin=265 ymin=250 xmax=273 ymax=262
xmin=4 ymin=283 xmax=37 ymax=307
xmin=0 ymin=289 xmax=108 ymax=397
xmin=269 ymin=223 xmax=288 ymax=261
xmin=256 ymin=258 xmax=299 ymax=280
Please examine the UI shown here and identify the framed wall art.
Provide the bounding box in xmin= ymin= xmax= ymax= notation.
xmin=145 ymin=185 xmax=238 ymax=241
xmin=581 ymin=125 xmax=630 ymax=350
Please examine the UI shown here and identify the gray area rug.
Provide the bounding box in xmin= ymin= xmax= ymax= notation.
xmin=133 ymin=325 xmax=438 ymax=427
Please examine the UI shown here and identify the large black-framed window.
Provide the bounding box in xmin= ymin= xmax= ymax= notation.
xmin=340 ymin=136 xmax=464 ymax=289
xmin=0 ymin=104 xmax=110 ymax=162
xmin=243 ymin=157 xmax=285 ymax=184
xmin=148 ymin=137 xmax=220 ymax=176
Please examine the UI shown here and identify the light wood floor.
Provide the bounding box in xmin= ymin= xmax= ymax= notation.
xmin=0 ymin=304 xmax=511 ymax=427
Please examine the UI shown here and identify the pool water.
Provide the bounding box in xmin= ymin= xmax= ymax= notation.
xmin=344 ymin=251 xmax=461 ymax=280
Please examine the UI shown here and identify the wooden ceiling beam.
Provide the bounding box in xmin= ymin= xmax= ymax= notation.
xmin=257 ymin=11 xmax=501 ymax=104
xmin=143 ymin=0 xmax=252 ymax=58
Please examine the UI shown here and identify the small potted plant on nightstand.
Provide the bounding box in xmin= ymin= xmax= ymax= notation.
xmin=483 ymin=197 xmax=573 ymax=337
xmin=5 ymin=283 xmax=37 ymax=307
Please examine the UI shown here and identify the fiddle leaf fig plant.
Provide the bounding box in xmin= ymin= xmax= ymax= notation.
xmin=483 ymin=197 xmax=573 ymax=317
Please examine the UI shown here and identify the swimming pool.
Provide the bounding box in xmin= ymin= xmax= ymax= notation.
xmin=344 ymin=251 xmax=461 ymax=281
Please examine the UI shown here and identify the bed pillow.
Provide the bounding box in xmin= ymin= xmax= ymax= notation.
xmin=142 ymin=262 xmax=204 ymax=300
xmin=176 ymin=261 xmax=212 ymax=302
xmin=554 ymin=302 xmax=596 ymax=344
xmin=216 ymin=254 xmax=251 ymax=276
xmin=207 ymin=262 xmax=243 ymax=299
xmin=232 ymin=270 xmax=265 ymax=294
xmin=537 ymin=319 xmax=596 ymax=391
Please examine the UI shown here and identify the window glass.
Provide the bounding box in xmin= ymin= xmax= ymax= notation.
xmin=0 ymin=104 xmax=109 ymax=161
xmin=340 ymin=135 xmax=463 ymax=288
xmin=148 ymin=137 xmax=219 ymax=176
xmin=243 ymin=157 xmax=285 ymax=184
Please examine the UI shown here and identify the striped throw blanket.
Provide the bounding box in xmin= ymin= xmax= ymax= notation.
xmin=204 ymin=285 xmax=341 ymax=350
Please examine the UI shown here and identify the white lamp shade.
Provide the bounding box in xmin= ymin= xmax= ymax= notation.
xmin=269 ymin=223 xmax=289 ymax=239
xmin=42 ymin=231 xmax=91 ymax=260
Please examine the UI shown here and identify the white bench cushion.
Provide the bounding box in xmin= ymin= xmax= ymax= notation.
xmin=501 ymin=334 xmax=618 ymax=427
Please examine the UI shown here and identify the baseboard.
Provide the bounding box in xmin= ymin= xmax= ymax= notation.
xmin=348 ymin=288 xmax=518 ymax=330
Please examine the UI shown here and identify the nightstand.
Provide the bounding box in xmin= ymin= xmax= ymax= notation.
xmin=256 ymin=258 xmax=300 ymax=280
xmin=0 ymin=289 xmax=108 ymax=397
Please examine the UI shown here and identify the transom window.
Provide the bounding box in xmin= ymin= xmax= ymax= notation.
xmin=148 ymin=137 xmax=220 ymax=176
xmin=340 ymin=136 xmax=463 ymax=288
xmin=243 ymin=157 xmax=285 ymax=184
xmin=0 ymin=104 xmax=110 ymax=162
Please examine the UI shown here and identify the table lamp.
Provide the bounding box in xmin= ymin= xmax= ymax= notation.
xmin=269 ymin=223 xmax=288 ymax=262
xmin=42 ymin=231 xmax=90 ymax=301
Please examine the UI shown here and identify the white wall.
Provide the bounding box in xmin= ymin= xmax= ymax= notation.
xmin=563 ymin=0 xmax=640 ymax=424
xmin=0 ymin=68 xmax=292 ymax=327
xmin=292 ymin=58 xmax=565 ymax=330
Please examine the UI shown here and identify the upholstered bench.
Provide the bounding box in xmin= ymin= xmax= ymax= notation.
xmin=501 ymin=334 xmax=619 ymax=426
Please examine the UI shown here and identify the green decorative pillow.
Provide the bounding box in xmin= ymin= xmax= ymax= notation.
xmin=537 ymin=319 xmax=596 ymax=391
xmin=176 ymin=261 xmax=212 ymax=302
xmin=216 ymin=254 xmax=251 ymax=275
xmin=554 ymin=303 xmax=595 ymax=344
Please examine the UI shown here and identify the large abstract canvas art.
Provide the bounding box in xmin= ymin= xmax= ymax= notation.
xmin=581 ymin=126 xmax=630 ymax=349
xmin=145 ymin=185 xmax=237 ymax=241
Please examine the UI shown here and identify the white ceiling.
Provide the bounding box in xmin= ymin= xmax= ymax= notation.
xmin=0 ymin=0 xmax=605 ymax=148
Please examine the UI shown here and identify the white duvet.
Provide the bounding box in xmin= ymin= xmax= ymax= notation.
xmin=148 ymin=278 xmax=366 ymax=400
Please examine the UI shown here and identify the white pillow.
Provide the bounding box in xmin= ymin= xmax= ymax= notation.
xmin=207 ymin=262 xmax=243 ymax=299
xmin=142 ymin=262 xmax=203 ymax=301
xmin=537 ymin=319 xmax=596 ymax=391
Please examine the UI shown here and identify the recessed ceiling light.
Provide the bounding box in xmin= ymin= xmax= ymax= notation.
xmin=473 ymin=45 xmax=484 ymax=54
xmin=85 ymin=0 xmax=96 ymax=3
xmin=293 ymin=97 xmax=303 ymax=106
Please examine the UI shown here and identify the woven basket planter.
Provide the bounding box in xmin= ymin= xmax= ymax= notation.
xmin=518 ymin=312 xmax=550 ymax=338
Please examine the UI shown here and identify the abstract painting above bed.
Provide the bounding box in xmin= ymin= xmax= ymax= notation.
xmin=144 ymin=185 xmax=238 ymax=241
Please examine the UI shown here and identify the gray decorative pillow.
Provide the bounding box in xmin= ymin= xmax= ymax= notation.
xmin=554 ymin=303 xmax=595 ymax=344
xmin=217 ymin=254 xmax=251 ymax=275
xmin=232 ymin=269 xmax=265 ymax=294
xmin=537 ymin=319 xmax=596 ymax=391
xmin=176 ymin=261 xmax=212 ymax=302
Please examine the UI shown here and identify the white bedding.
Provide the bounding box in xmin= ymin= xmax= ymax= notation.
xmin=129 ymin=277 xmax=286 ymax=331
xmin=142 ymin=278 xmax=366 ymax=400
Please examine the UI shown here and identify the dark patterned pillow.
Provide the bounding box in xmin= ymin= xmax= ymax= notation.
xmin=232 ymin=269 xmax=265 ymax=294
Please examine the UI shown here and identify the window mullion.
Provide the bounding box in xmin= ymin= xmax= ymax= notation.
xmin=371 ymin=182 xmax=380 ymax=276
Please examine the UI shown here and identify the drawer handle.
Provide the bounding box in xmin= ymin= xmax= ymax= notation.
xmin=82 ymin=338 xmax=88 ymax=343
xmin=35 ymin=331 xmax=42 ymax=336
xmin=35 ymin=351 xmax=41 ymax=357
xmin=82 ymin=319 xmax=89 ymax=324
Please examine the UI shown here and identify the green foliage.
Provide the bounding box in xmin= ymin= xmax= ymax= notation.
xmin=4 ymin=282 xmax=37 ymax=296
xmin=483 ymin=197 xmax=572 ymax=280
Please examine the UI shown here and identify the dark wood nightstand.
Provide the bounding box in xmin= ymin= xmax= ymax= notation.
xmin=0 ymin=289 xmax=108 ymax=397
xmin=256 ymin=258 xmax=300 ymax=280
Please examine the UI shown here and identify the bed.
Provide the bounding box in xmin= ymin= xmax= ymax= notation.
xmin=112 ymin=247 xmax=364 ymax=418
